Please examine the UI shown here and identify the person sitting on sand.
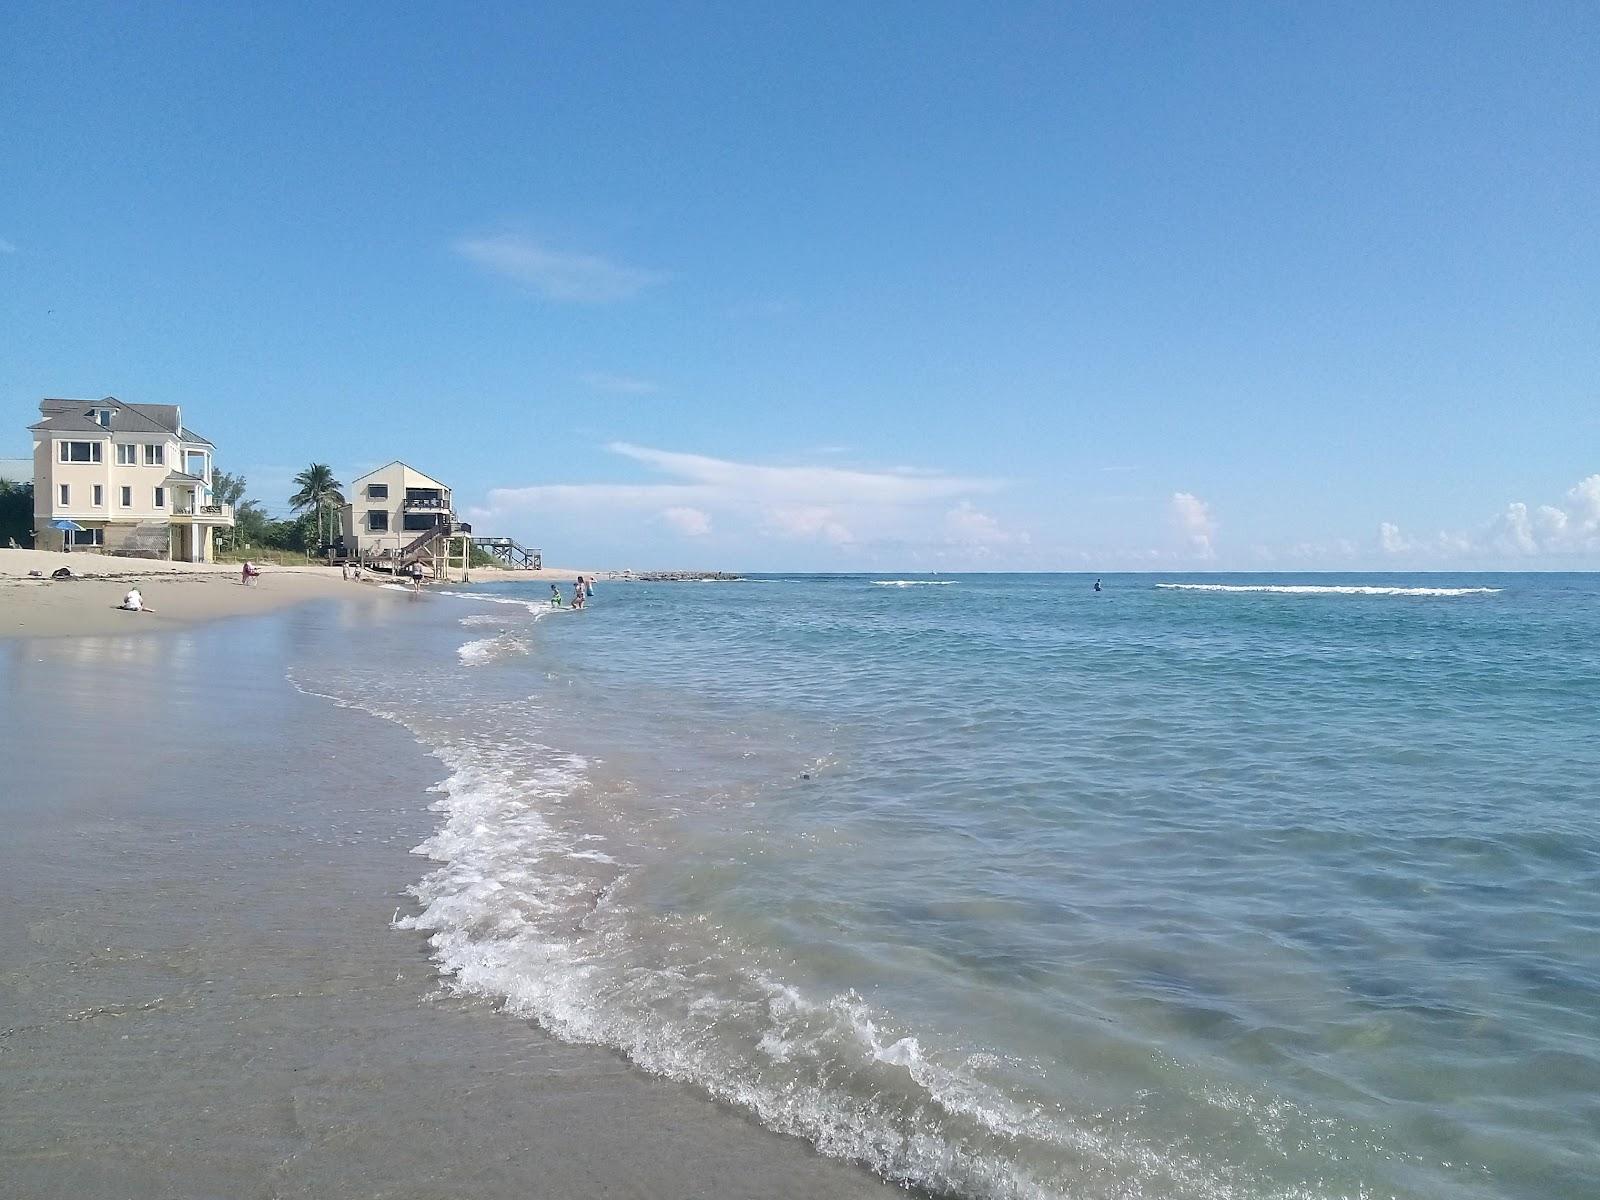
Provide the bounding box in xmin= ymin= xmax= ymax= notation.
xmin=120 ymin=587 xmax=153 ymax=613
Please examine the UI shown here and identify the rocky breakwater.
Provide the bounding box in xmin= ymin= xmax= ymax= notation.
xmin=609 ymin=570 xmax=743 ymax=582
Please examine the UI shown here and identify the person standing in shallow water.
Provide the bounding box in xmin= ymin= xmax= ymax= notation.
xmin=1093 ymin=578 xmax=1103 ymax=592
xmin=550 ymin=583 xmax=563 ymax=608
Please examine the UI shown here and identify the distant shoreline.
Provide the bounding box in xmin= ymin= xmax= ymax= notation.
xmin=0 ymin=548 xmax=744 ymax=638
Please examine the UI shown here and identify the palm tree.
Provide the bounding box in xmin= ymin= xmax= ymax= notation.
xmin=289 ymin=463 xmax=345 ymax=547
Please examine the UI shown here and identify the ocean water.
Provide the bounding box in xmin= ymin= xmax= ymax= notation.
xmin=291 ymin=574 xmax=1600 ymax=1200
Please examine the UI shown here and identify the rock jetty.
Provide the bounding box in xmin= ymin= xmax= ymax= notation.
xmin=609 ymin=570 xmax=742 ymax=582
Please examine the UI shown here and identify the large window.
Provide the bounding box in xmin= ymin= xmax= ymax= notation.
xmin=60 ymin=441 xmax=102 ymax=463
xmin=402 ymin=513 xmax=443 ymax=531
xmin=144 ymin=444 xmax=165 ymax=466
xmin=70 ymin=528 xmax=104 ymax=546
xmin=367 ymin=483 xmax=389 ymax=500
xmin=153 ymin=487 xmax=165 ymax=509
xmin=367 ymin=510 xmax=389 ymax=532
xmin=116 ymin=443 xmax=137 ymax=465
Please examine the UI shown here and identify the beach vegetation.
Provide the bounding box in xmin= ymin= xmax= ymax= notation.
xmin=0 ymin=479 xmax=33 ymax=547
xmin=289 ymin=463 xmax=345 ymax=546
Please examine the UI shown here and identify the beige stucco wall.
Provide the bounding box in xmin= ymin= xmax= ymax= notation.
xmin=31 ymin=428 xmax=224 ymax=558
xmin=33 ymin=433 xmax=190 ymax=522
xmin=340 ymin=463 xmax=452 ymax=557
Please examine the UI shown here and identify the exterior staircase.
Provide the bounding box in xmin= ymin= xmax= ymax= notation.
xmin=364 ymin=522 xmax=471 ymax=581
xmin=471 ymin=536 xmax=542 ymax=569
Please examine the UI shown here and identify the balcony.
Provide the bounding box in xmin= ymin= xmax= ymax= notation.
xmin=171 ymin=501 xmax=235 ymax=525
xmin=403 ymin=496 xmax=452 ymax=512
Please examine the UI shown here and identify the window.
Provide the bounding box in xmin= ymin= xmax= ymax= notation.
xmin=92 ymin=485 xmax=103 ymax=506
xmin=117 ymin=443 xmax=138 ymax=465
xmin=144 ymin=444 xmax=165 ymax=466
xmin=367 ymin=510 xmax=389 ymax=532
xmin=120 ymin=486 xmax=132 ymax=507
xmin=59 ymin=483 xmax=69 ymax=506
xmin=95 ymin=409 xmax=113 ymax=427
xmin=70 ymin=528 xmax=104 ymax=546
xmin=59 ymin=441 xmax=102 ymax=463
xmin=367 ymin=483 xmax=389 ymax=500
xmin=153 ymin=487 xmax=165 ymax=509
xmin=403 ymin=513 xmax=443 ymax=531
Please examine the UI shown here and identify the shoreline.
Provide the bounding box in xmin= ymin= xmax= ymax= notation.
xmin=0 ymin=597 xmax=891 ymax=1199
xmin=0 ymin=549 xmax=621 ymax=639
xmin=1 ymin=548 xmax=371 ymax=638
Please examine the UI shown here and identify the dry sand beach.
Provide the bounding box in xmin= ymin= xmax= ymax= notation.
xmin=0 ymin=569 xmax=892 ymax=1200
xmin=0 ymin=549 xmax=608 ymax=639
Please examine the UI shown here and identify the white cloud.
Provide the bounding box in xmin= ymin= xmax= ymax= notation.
xmin=1380 ymin=473 xmax=1600 ymax=562
xmin=944 ymin=501 xmax=1029 ymax=547
xmin=607 ymin=443 xmax=998 ymax=506
xmin=468 ymin=443 xmax=1011 ymax=556
xmin=1169 ymin=491 xmax=1216 ymax=556
xmin=659 ymin=506 xmax=712 ymax=537
xmin=580 ymin=371 xmax=659 ymax=395
xmin=454 ymin=233 xmax=667 ymax=302
xmin=765 ymin=506 xmax=855 ymax=545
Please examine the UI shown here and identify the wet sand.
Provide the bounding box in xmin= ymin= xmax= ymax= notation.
xmin=0 ymin=605 xmax=892 ymax=1199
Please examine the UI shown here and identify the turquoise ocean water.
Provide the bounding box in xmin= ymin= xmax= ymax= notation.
xmin=292 ymin=574 xmax=1599 ymax=1199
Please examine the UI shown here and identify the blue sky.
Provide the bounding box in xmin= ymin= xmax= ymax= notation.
xmin=2 ymin=2 xmax=1596 ymax=570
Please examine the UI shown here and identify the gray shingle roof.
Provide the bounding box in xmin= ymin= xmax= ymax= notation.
xmin=31 ymin=396 xmax=182 ymax=438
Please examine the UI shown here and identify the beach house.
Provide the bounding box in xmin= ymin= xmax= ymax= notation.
xmin=28 ymin=396 xmax=234 ymax=560
xmin=339 ymin=461 xmax=458 ymax=565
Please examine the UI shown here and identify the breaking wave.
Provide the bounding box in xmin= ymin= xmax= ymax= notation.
xmin=437 ymin=588 xmax=550 ymax=614
xmin=387 ymin=738 xmax=1242 ymax=1200
xmin=1156 ymin=583 xmax=1502 ymax=597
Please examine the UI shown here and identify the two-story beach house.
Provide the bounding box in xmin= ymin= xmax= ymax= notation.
xmin=338 ymin=461 xmax=456 ymax=565
xmin=29 ymin=396 xmax=234 ymax=560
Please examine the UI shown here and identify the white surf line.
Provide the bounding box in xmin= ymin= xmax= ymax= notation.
xmin=1155 ymin=583 xmax=1501 ymax=597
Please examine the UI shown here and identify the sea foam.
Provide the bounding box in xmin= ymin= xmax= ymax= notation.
xmin=1156 ymin=583 xmax=1501 ymax=597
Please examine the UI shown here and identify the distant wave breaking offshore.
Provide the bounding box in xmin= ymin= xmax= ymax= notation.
xmin=1155 ymin=583 xmax=1502 ymax=597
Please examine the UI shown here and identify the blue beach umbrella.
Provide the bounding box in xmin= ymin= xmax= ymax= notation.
xmin=51 ymin=517 xmax=84 ymax=550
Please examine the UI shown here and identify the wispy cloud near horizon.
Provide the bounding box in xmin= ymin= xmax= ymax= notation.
xmin=467 ymin=442 xmax=1020 ymax=559
xmin=579 ymin=371 xmax=659 ymax=395
xmin=454 ymin=233 xmax=667 ymax=302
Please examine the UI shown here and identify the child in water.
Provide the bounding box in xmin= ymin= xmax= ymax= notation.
xmin=550 ymin=583 xmax=563 ymax=607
